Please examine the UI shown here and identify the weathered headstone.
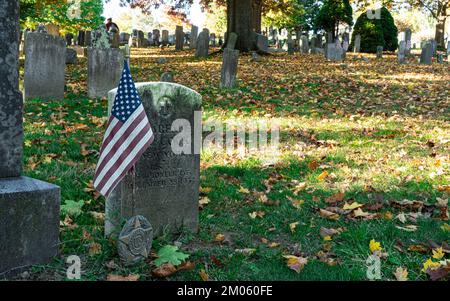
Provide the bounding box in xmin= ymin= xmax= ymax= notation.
xmin=405 ymin=28 xmax=412 ymax=56
xmin=92 ymin=26 xmax=111 ymax=49
xmin=220 ymin=48 xmax=239 ymax=88
xmin=376 ymin=46 xmax=383 ymax=59
xmin=189 ymin=25 xmax=198 ymax=49
xmin=210 ymin=33 xmax=216 ymax=47
xmin=88 ymin=48 xmax=124 ymax=98
xmin=195 ymin=28 xmax=210 ymax=58
xmin=137 ymin=30 xmax=145 ymax=48
xmin=175 ymin=26 xmax=184 ymax=51
xmin=325 ymin=43 xmax=344 ymax=61
xmin=255 ymin=33 xmax=269 ymax=53
xmin=118 ymin=215 xmax=153 ymax=266
xmin=226 ymin=32 xmax=238 ymax=50
xmin=24 ymin=32 xmax=66 ymax=100
xmin=120 ymin=32 xmax=130 ymax=45
xmin=105 ymin=82 xmax=202 ymax=237
xmin=420 ymin=42 xmax=433 ymax=65
xmin=65 ymin=33 xmax=74 ymax=46
xmin=397 ymin=41 xmax=406 ymax=64
xmin=153 ymin=29 xmax=160 ymax=46
xmin=354 ymin=34 xmax=361 ymax=53
xmin=66 ymin=48 xmax=78 ymax=64
xmin=300 ymin=35 xmax=309 ymax=54
xmin=287 ymin=35 xmax=294 ymax=55
xmin=161 ymin=30 xmax=169 ymax=46
xmin=430 ymin=39 xmax=437 ymax=56
xmin=326 ymin=32 xmax=333 ymax=43
xmin=0 ymin=0 xmax=60 ymax=277
xmin=77 ymin=30 xmax=85 ymax=46
xmin=84 ymin=30 xmax=92 ymax=46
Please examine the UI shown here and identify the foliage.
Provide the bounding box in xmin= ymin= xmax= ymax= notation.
xmin=19 ymin=0 xmax=104 ymax=32
xmin=154 ymin=245 xmax=190 ymax=267
xmin=351 ymin=7 xmax=398 ymax=53
xmin=61 ymin=200 xmax=85 ymax=217
xmin=314 ymin=0 xmax=353 ymax=36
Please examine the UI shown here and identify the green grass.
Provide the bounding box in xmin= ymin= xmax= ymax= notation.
xmin=11 ymin=48 xmax=450 ymax=281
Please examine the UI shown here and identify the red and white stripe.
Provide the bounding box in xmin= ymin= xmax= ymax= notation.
xmin=93 ymin=105 xmax=154 ymax=197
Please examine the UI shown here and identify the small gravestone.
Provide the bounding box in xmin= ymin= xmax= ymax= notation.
xmin=195 ymin=28 xmax=210 ymax=58
xmin=85 ymin=30 xmax=92 ymax=46
xmin=420 ymin=42 xmax=432 ymax=65
xmin=147 ymin=32 xmax=153 ymax=45
xmin=397 ymin=41 xmax=406 ymax=64
xmin=77 ymin=30 xmax=85 ymax=46
xmin=220 ymin=48 xmax=239 ymax=88
xmin=65 ymin=33 xmax=73 ymax=46
xmin=160 ymin=72 xmax=174 ymax=82
xmin=0 ymin=0 xmax=60 ymax=277
xmin=376 ymin=46 xmax=383 ymax=59
xmin=300 ymin=35 xmax=309 ymax=54
xmin=342 ymin=39 xmax=349 ymax=52
xmin=405 ymin=28 xmax=412 ymax=56
xmin=175 ymin=26 xmax=184 ymax=51
xmin=137 ymin=30 xmax=145 ymax=48
xmin=255 ymin=33 xmax=269 ymax=53
xmin=119 ymin=32 xmax=130 ymax=45
xmin=161 ymin=30 xmax=169 ymax=46
xmin=325 ymin=43 xmax=343 ymax=61
xmin=227 ymin=32 xmax=238 ymax=50
xmin=190 ymin=25 xmax=198 ymax=49
xmin=437 ymin=53 xmax=444 ymax=64
xmin=87 ymin=48 xmax=124 ymax=98
xmin=210 ymin=33 xmax=216 ymax=47
xmin=287 ymin=35 xmax=294 ymax=55
xmin=118 ymin=215 xmax=153 ymax=266
xmin=66 ymin=48 xmax=78 ymax=64
xmin=153 ymin=29 xmax=160 ymax=46
xmin=326 ymin=32 xmax=333 ymax=43
xmin=354 ymin=34 xmax=361 ymax=53
xmin=105 ymin=82 xmax=202 ymax=237
xmin=24 ymin=32 xmax=66 ymax=100
xmin=429 ymin=39 xmax=437 ymax=56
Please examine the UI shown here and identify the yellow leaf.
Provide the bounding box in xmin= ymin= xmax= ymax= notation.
xmin=238 ymin=186 xmax=250 ymax=194
xmin=215 ymin=234 xmax=225 ymax=242
xmin=441 ymin=223 xmax=450 ymax=232
xmin=199 ymin=197 xmax=210 ymax=209
xmin=319 ymin=209 xmax=340 ymax=220
xmin=316 ymin=171 xmax=329 ymax=181
xmin=24 ymin=140 xmax=32 ymax=147
xmin=199 ymin=269 xmax=209 ymax=281
xmin=289 ymin=222 xmax=299 ymax=233
xmin=283 ymin=255 xmax=308 ymax=273
xmin=432 ymin=247 xmax=445 ymax=260
xmin=343 ymin=202 xmax=363 ymax=210
xmin=369 ymin=239 xmax=382 ymax=253
xmin=323 ymin=235 xmax=332 ymax=241
xmin=393 ymin=267 xmax=408 ymax=281
xmin=353 ymin=208 xmax=370 ymax=218
xmin=421 ymin=258 xmax=441 ymax=272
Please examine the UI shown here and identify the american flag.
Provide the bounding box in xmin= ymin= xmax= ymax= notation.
xmin=94 ymin=61 xmax=154 ymax=197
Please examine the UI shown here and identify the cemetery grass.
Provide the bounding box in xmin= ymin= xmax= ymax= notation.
xmin=18 ymin=48 xmax=449 ymax=281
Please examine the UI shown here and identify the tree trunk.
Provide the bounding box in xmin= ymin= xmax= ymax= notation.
xmin=435 ymin=16 xmax=446 ymax=47
xmin=226 ymin=0 xmax=255 ymax=52
xmin=252 ymin=0 xmax=262 ymax=34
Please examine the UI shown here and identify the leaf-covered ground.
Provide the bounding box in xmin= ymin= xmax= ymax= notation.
xmin=14 ymin=47 xmax=450 ymax=281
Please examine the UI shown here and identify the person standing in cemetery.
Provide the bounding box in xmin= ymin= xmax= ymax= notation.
xmin=106 ymin=18 xmax=120 ymax=33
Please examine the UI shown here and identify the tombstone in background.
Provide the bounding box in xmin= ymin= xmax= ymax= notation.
xmin=375 ymin=46 xmax=383 ymax=59
xmin=221 ymin=48 xmax=239 ymax=88
xmin=325 ymin=43 xmax=343 ymax=61
xmin=420 ymin=42 xmax=433 ymax=65
xmin=161 ymin=30 xmax=169 ymax=46
xmin=354 ymin=34 xmax=361 ymax=52
xmin=405 ymin=28 xmax=412 ymax=56
xmin=397 ymin=41 xmax=407 ymax=64
xmin=342 ymin=39 xmax=349 ymax=52
xmin=66 ymin=48 xmax=78 ymax=64
xmin=195 ymin=28 xmax=210 ymax=58
xmin=437 ymin=53 xmax=444 ymax=64
xmin=190 ymin=25 xmax=198 ymax=49
xmin=210 ymin=33 xmax=216 ymax=47
xmin=429 ymin=39 xmax=437 ymax=56
xmin=147 ymin=32 xmax=153 ymax=45
xmin=65 ymin=33 xmax=74 ymax=46
xmin=77 ymin=30 xmax=85 ymax=46
xmin=326 ymin=32 xmax=333 ymax=44
xmin=92 ymin=26 xmax=111 ymax=49
xmin=24 ymin=33 xmax=65 ymax=100
xmin=153 ymin=29 xmax=160 ymax=46
xmin=84 ymin=30 xmax=92 ymax=47
xmin=287 ymin=34 xmax=294 ymax=55
xmin=137 ymin=30 xmax=145 ymax=48
xmin=175 ymin=26 xmax=184 ymax=51
xmin=300 ymin=35 xmax=309 ymax=54
xmin=0 ymin=0 xmax=60 ymax=277
xmin=255 ymin=33 xmax=269 ymax=53
xmin=120 ymin=32 xmax=130 ymax=45
xmin=160 ymin=72 xmax=174 ymax=82
xmin=105 ymin=82 xmax=202 ymax=237
xmin=227 ymin=32 xmax=238 ymax=50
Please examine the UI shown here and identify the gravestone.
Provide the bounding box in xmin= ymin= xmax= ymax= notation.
xmin=175 ymin=26 xmax=184 ymax=51
xmin=84 ymin=30 xmax=92 ymax=46
xmin=325 ymin=43 xmax=344 ymax=61
xmin=118 ymin=215 xmax=153 ymax=266
xmin=287 ymin=35 xmax=294 ymax=55
xmin=24 ymin=32 xmax=66 ymax=100
xmin=190 ymin=25 xmax=198 ymax=49
xmin=405 ymin=28 xmax=412 ymax=56
xmin=137 ymin=30 xmax=145 ymax=48
xmin=120 ymin=32 xmax=130 ymax=45
xmin=77 ymin=30 xmax=85 ymax=46
xmin=65 ymin=33 xmax=74 ymax=46
xmin=354 ymin=34 xmax=361 ymax=52
xmin=376 ymin=46 xmax=383 ymax=59
xmin=420 ymin=42 xmax=432 ymax=65
xmin=437 ymin=53 xmax=444 ymax=64
xmin=92 ymin=26 xmax=111 ymax=49
xmin=220 ymin=48 xmax=239 ymax=88
xmin=255 ymin=33 xmax=269 ymax=53
xmin=342 ymin=39 xmax=349 ymax=52
xmin=227 ymin=32 xmax=238 ymax=50
xmin=397 ymin=41 xmax=406 ymax=64
xmin=0 ymin=0 xmax=60 ymax=277
xmin=66 ymin=48 xmax=78 ymax=64
xmin=105 ymin=82 xmax=202 ymax=237
xmin=147 ymin=32 xmax=153 ymax=45
xmin=326 ymin=32 xmax=333 ymax=43
xmin=429 ymin=39 xmax=437 ymax=56
xmin=88 ymin=48 xmax=123 ymax=98
xmin=210 ymin=33 xmax=216 ymax=47
xmin=161 ymin=30 xmax=169 ymax=46
xmin=300 ymin=35 xmax=309 ymax=54
xmin=153 ymin=29 xmax=160 ymax=46
xmin=160 ymin=72 xmax=174 ymax=82
xmin=195 ymin=28 xmax=210 ymax=58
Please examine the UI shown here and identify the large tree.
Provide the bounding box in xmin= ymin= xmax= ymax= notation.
xmin=315 ymin=0 xmax=353 ymax=39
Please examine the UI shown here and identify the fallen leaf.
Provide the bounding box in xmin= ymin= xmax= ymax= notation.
xmin=316 ymin=171 xmax=329 ymax=181
xmin=107 ymin=274 xmax=139 ymax=281
xmin=369 ymin=239 xmax=382 ymax=253
xmin=238 ymin=186 xmax=250 ymax=194
xmin=199 ymin=269 xmax=209 ymax=281
xmin=325 ymin=192 xmax=345 ymax=204
xmin=393 ymin=267 xmax=408 ymax=281
xmin=199 ymin=196 xmax=210 ymax=209
xmin=283 ymin=255 xmax=308 ymax=273
xmin=319 ymin=209 xmax=340 ymax=220
xmin=152 ymin=263 xmax=177 ymax=278
xmin=88 ymin=242 xmax=102 ymax=255
xmin=289 ymin=222 xmax=299 ymax=233
xmin=432 ymin=247 xmax=445 ymax=260
xmin=343 ymin=202 xmax=363 ymax=210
